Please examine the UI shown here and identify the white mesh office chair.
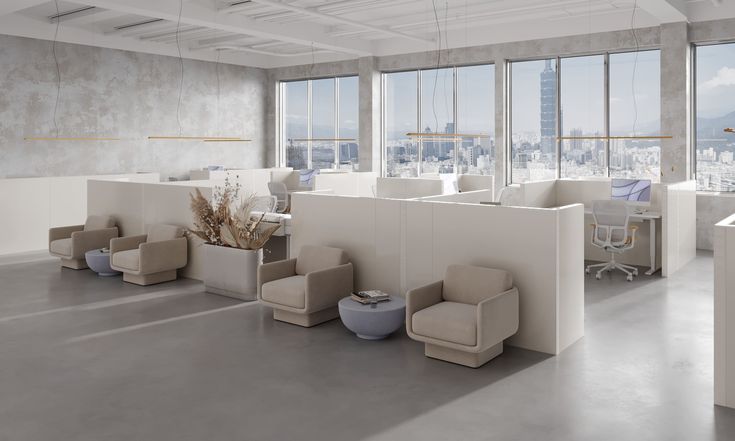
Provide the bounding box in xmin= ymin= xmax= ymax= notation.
xmin=268 ymin=182 xmax=289 ymax=213
xmin=586 ymin=200 xmax=639 ymax=281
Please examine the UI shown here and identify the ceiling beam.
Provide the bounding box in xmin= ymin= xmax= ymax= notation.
xmin=0 ymin=13 xmax=274 ymax=68
xmin=240 ymin=0 xmax=434 ymax=44
xmin=635 ymin=0 xmax=689 ymax=23
xmin=79 ymin=0 xmax=373 ymax=55
xmin=0 ymin=0 xmax=48 ymax=17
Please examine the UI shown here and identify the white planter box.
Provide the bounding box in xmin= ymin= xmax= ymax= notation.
xmin=203 ymin=244 xmax=262 ymax=301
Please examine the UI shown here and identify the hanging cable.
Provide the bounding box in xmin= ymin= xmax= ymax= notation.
xmin=630 ymin=0 xmax=639 ymax=136
xmin=52 ymin=0 xmax=61 ymax=138
xmin=175 ymin=0 xmax=184 ymax=136
xmin=430 ymin=0 xmax=441 ymax=133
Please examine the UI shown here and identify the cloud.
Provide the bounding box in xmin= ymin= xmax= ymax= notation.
xmin=701 ymin=66 xmax=735 ymax=91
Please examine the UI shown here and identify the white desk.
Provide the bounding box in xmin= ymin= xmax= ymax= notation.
xmin=584 ymin=208 xmax=662 ymax=275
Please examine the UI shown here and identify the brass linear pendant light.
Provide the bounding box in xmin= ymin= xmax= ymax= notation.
xmin=26 ymin=1 xmax=120 ymax=142
xmin=149 ymin=0 xmax=249 ymax=143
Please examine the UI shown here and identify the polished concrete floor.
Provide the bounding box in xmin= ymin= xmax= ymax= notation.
xmin=1 ymin=252 xmax=734 ymax=441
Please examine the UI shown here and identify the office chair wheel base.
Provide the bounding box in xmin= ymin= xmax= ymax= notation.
xmin=633 ymin=269 xmax=639 ymax=276
xmin=626 ymin=275 xmax=633 ymax=282
xmin=595 ymin=273 xmax=601 ymax=280
xmin=585 ymin=268 xmax=590 ymax=274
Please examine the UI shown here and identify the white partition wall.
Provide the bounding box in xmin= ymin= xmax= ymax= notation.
xmin=416 ymin=190 xmax=495 ymax=203
xmin=715 ymin=213 xmax=735 ymax=409
xmin=290 ymin=192 xmax=585 ymax=355
xmin=661 ymin=180 xmax=697 ymax=276
xmin=457 ymin=174 xmax=494 ymax=193
xmin=312 ymin=172 xmax=378 ymax=196
xmin=0 ymin=173 xmax=159 ymax=256
xmin=375 ymin=177 xmax=444 ymax=199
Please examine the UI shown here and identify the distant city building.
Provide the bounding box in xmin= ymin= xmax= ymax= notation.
xmin=540 ymin=60 xmax=557 ymax=155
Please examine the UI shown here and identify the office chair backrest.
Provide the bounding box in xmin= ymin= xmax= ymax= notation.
xmin=250 ymin=195 xmax=278 ymax=213
xmin=591 ymin=200 xmax=630 ymax=246
xmin=268 ymin=181 xmax=288 ymax=213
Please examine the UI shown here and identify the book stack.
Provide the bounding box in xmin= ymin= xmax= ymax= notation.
xmin=351 ymin=290 xmax=390 ymax=304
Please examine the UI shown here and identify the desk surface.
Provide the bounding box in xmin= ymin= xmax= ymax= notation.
xmin=583 ymin=208 xmax=661 ymax=219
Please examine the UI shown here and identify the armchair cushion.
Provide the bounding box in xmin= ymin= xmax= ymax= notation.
xmin=443 ymin=265 xmax=513 ymax=305
xmin=84 ymin=215 xmax=115 ymax=231
xmin=412 ymin=301 xmax=477 ymax=347
xmin=147 ymin=224 xmax=184 ymax=243
xmin=261 ymin=275 xmax=306 ymax=309
xmin=295 ymin=245 xmax=349 ymax=276
xmin=49 ymin=238 xmax=72 ymax=257
xmin=112 ymin=249 xmax=140 ymax=271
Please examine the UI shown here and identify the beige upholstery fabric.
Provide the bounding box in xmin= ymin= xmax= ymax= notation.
xmin=49 ymin=238 xmax=72 ymax=257
xmin=147 ymin=224 xmax=184 ymax=242
xmin=443 ymin=264 xmax=513 ymax=305
xmin=112 ymin=249 xmax=140 ymax=271
xmin=412 ymin=302 xmax=477 ymax=346
xmin=261 ymin=275 xmax=306 ymax=309
xmin=295 ymin=245 xmax=349 ymax=276
xmin=84 ymin=215 xmax=115 ymax=231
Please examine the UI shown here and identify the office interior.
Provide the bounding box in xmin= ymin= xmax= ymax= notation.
xmin=1 ymin=0 xmax=735 ymax=439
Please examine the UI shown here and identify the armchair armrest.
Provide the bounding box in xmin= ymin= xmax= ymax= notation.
xmin=49 ymin=225 xmax=84 ymax=243
xmin=110 ymin=235 xmax=148 ymax=255
xmin=139 ymin=237 xmax=188 ymax=274
xmin=70 ymin=227 xmax=119 ymax=259
xmin=477 ymin=287 xmax=519 ymax=350
xmin=257 ymin=258 xmax=297 ymax=298
xmin=305 ymin=263 xmax=353 ymax=312
xmin=405 ymin=280 xmax=444 ymax=329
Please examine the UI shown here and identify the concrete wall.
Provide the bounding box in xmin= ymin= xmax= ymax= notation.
xmin=0 ymin=34 xmax=268 ymax=180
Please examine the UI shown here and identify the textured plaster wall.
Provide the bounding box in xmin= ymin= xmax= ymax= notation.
xmin=0 ymin=34 xmax=267 ymax=180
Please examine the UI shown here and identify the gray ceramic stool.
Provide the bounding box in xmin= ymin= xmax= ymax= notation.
xmin=338 ymin=296 xmax=406 ymax=340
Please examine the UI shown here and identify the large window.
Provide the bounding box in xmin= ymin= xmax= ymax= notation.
xmin=509 ymin=50 xmax=661 ymax=183
xmin=695 ymin=42 xmax=735 ymax=191
xmin=383 ymin=64 xmax=495 ymax=177
xmin=280 ymin=76 xmax=359 ymax=170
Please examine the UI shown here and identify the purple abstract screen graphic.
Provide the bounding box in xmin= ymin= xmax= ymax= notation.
xmin=611 ymin=179 xmax=652 ymax=202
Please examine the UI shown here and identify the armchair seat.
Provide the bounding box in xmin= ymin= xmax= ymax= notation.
xmin=258 ymin=245 xmax=353 ymax=327
xmin=111 ymin=249 xmax=140 ymax=271
xmin=261 ymin=275 xmax=306 ymax=309
xmin=49 ymin=238 xmax=72 ymax=256
xmin=412 ymin=302 xmax=477 ymax=347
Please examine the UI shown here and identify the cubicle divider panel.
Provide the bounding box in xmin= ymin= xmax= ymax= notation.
xmin=312 ymin=172 xmax=378 ymax=197
xmin=521 ymin=179 xmax=558 ymax=208
xmin=556 ymin=204 xmax=586 ymax=353
xmin=375 ymin=177 xmax=444 ymax=199
xmin=87 ymin=181 xmax=146 ymax=237
xmin=415 ymin=190 xmax=495 ymax=203
xmin=661 ymin=180 xmax=697 ymax=277
xmin=715 ymin=214 xmax=735 ymax=409
xmin=458 ymin=174 xmax=494 ymax=193
xmin=270 ymin=170 xmax=301 ymax=190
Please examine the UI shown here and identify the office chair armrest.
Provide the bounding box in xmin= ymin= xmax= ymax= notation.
xmin=110 ymin=235 xmax=148 ymax=254
xmin=477 ymin=287 xmax=519 ymax=350
xmin=405 ymin=280 xmax=444 ymax=324
xmin=257 ymin=258 xmax=297 ymax=297
xmin=70 ymin=227 xmax=119 ymax=259
xmin=625 ymin=225 xmax=639 ymax=246
xmin=305 ymin=263 xmax=353 ymax=312
xmin=49 ymin=224 xmax=84 ymax=243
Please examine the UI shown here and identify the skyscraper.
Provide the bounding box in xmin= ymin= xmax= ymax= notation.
xmin=540 ymin=59 xmax=557 ymax=155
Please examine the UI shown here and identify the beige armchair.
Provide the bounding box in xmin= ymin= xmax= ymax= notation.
xmin=258 ymin=245 xmax=353 ymax=327
xmin=110 ymin=224 xmax=188 ymax=286
xmin=406 ymin=264 xmax=519 ymax=368
xmin=48 ymin=215 xmax=118 ymax=269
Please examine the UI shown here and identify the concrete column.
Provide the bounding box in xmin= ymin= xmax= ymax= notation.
xmin=660 ymin=22 xmax=691 ymax=183
xmin=358 ymin=56 xmax=382 ymax=173
xmin=494 ymin=57 xmax=507 ymax=197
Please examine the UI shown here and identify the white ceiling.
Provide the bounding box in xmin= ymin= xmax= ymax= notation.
xmin=0 ymin=0 xmax=732 ymax=68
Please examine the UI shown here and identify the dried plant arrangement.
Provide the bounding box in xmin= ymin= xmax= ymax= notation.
xmin=189 ymin=178 xmax=281 ymax=250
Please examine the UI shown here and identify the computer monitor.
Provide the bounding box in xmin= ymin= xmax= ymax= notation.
xmin=611 ymin=178 xmax=652 ymax=206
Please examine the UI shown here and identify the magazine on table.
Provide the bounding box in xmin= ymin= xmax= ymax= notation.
xmin=351 ymin=290 xmax=390 ymax=304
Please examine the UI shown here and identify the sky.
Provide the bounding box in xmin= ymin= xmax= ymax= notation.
xmin=697 ymin=42 xmax=735 ymax=119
